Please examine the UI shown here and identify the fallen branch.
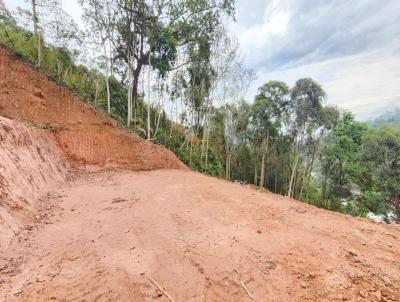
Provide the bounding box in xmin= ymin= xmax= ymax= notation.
xmin=144 ymin=273 xmax=177 ymax=302
xmin=240 ymin=280 xmax=255 ymax=300
xmin=234 ymin=269 xmax=255 ymax=300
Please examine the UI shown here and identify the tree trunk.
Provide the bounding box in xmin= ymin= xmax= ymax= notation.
xmin=103 ymin=44 xmax=111 ymax=114
xmin=31 ymin=0 xmax=41 ymax=66
xmin=225 ymin=153 xmax=230 ymax=180
xmin=147 ymin=52 xmax=151 ymax=140
xmin=189 ymin=139 xmax=193 ymax=166
xmin=154 ymin=92 xmax=163 ymax=138
xmin=205 ymin=128 xmax=209 ymax=165
xmin=106 ymin=76 xmax=111 ymax=114
xmin=130 ymin=62 xmax=142 ymax=127
xmin=254 ymin=164 xmax=258 ymax=186
xmin=260 ymin=151 xmax=266 ymax=188
xmin=288 ymin=134 xmax=302 ymax=198
xmin=288 ymin=153 xmax=300 ymax=198
xmin=321 ymin=171 xmax=328 ymax=206
xmin=298 ymin=165 xmax=308 ymax=201
xmin=94 ymin=78 xmax=99 ymax=105
xmin=259 ymin=132 xmax=270 ymax=188
xmin=127 ymin=79 xmax=132 ymax=126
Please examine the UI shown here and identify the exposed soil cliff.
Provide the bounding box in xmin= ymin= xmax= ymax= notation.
xmin=0 ymin=116 xmax=66 ymax=244
xmin=0 ymin=47 xmax=186 ymax=171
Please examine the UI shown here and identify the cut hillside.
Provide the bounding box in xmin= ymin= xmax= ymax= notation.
xmin=0 ymin=116 xmax=67 ymax=244
xmin=0 ymin=47 xmax=186 ymax=171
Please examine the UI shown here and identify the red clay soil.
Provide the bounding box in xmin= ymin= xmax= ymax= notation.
xmin=0 ymin=170 xmax=399 ymax=301
xmin=0 ymin=47 xmax=186 ymax=171
xmin=0 ymin=116 xmax=67 ymax=244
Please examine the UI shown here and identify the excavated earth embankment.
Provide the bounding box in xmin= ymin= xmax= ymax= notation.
xmin=0 ymin=47 xmax=186 ymax=171
xmin=0 ymin=46 xmax=399 ymax=301
xmin=0 ymin=116 xmax=67 ymax=244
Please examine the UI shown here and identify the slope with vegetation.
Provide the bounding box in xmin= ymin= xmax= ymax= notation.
xmin=0 ymin=46 xmax=185 ymax=170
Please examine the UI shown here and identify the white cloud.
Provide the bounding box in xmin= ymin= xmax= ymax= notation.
xmin=234 ymin=0 xmax=291 ymax=62
xmin=248 ymin=44 xmax=400 ymax=119
xmin=231 ymin=0 xmax=400 ymax=119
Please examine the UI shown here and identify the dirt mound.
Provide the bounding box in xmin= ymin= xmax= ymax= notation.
xmin=1 ymin=170 xmax=399 ymax=301
xmin=0 ymin=116 xmax=67 ymax=244
xmin=0 ymin=47 xmax=186 ymax=170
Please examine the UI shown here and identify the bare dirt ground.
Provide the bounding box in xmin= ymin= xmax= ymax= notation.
xmin=1 ymin=169 xmax=399 ymax=302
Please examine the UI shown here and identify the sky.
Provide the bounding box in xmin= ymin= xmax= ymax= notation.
xmin=4 ymin=0 xmax=400 ymax=120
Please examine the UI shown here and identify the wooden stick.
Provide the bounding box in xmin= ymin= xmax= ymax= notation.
xmin=144 ymin=273 xmax=177 ymax=302
xmin=234 ymin=269 xmax=255 ymax=300
xmin=240 ymin=280 xmax=255 ymax=300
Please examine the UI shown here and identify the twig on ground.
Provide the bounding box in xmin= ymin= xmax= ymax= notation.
xmin=234 ymin=269 xmax=255 ymax=300
xmin=240 ymin=280 xmax=255 ymax=300
xmin=144 ymin=273 xmax=177 ymax=302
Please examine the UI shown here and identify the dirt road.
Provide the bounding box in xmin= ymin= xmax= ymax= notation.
xmin=1 ymin=169 xmax=399 ymax=301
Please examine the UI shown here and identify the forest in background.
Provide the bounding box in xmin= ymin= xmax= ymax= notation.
xmin=0 ymin=0 xmax=399 ymax=223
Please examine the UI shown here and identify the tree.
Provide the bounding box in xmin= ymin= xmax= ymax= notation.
xmin=110 ymin=0 xmax=235 ymax=132
xmin=361 ymin=127 xmax=400 ymax=214
xmin=80 ymin=0 xmax=117 ymax=115
xmin=298 ymin=105 xmax=339 ymax=201
xmin=202 ymin=28 xmax=253 ymax=167
xmin=0 ymin=0 xmax=12 ymax=21
xmin=13 ymin=0 xmax=81 ymax=68
xmin=287 ymin=78 xmax=326 ymax=198
xmin=25 ymin=0 xmax=41 ymax=66
xmin=223 ymin=104 xmax=237 ymax=180
xmin=320 ymin=112 xmax=367 ymax=203
xmin=250 ymin=81 xmax=289 ymax=187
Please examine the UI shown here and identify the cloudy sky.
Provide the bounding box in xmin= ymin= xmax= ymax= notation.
xmin=232 ymin=0 xmax=400 ymax=119
xmin=4 ymin=0 xmax=400 ymax=119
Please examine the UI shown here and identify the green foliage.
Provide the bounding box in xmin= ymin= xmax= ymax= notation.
xmin=151 ymin=27 xmax=177 ymax=78
xmin=290 ymin=78 xmax=326 ymax=127
xmin=358 ymin=191 xmax=388 ymax=215
xmin=251 ymin=80 xmax=289 ymax=137
xmin=360 ymin=127 xmax=400 ymax=213
xmin=320 ymin=112 xmax=368 ymax=199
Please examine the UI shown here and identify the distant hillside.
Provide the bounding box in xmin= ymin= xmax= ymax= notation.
xmin=370 ymin=108 xmax=400 ymax=129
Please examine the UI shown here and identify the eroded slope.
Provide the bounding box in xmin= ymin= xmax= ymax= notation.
xmin=0 ymin=47 xmax=185 ymax=170
xmin=0 ymin=116 xmax=67 ymax=244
